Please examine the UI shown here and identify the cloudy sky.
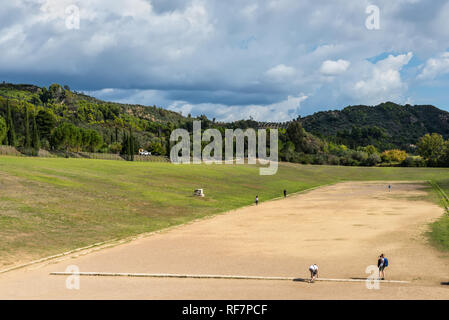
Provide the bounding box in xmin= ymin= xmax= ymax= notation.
xmin=1 ymin=0 xmax=449 ymax=121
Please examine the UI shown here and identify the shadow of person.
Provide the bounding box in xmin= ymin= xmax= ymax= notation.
xmin=292 ymin=278 xmax=309 ymax=282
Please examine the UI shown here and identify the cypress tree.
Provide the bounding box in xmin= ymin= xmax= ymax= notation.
xmin=127 ymin=128 xmax=132 ymax=161
xmin=166 ymin=140 xmax=171 ymax=158
xmin=25 ymin=107 xmax=31 ymax=148
xmin=132 ymin=129 xmax=135 ymax=161
xmin=6 ymin=100 xmax=16 ymax=146
xmin=31 ymin=111 xmax=40 ymax=153
xmin=121 ymin=131 xmax=129 ymax=160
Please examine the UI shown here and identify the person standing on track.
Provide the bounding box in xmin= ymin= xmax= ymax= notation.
xmin=378 ymin=253 xmax=387 ymax=280
xmin=308 ymin=264 xmax=319 ymax=283
xmin=388 ymin=184 xmax=391 ymax=192
xmin=255 ymin=195 xmax=259 ymax=206
xmin=283 ymin=189 xmax=287 ymax=198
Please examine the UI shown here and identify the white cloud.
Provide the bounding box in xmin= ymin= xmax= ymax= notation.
xmin=320 ymin=59 xmax=350 ymax=75
xmin=265 ymin=64 xmax=296 ymax=81
xmin=350 ymin=52 xmax=413 ymax=104
xmin=2 ymin=1 xmax=449 ymax=118
xmin=168 ymin=94 xmax=308 ymax=122
xmin=84 ymin=33 xmax=117 ymax=56
xmin=417 ymin=52 xmax=449 ymax=80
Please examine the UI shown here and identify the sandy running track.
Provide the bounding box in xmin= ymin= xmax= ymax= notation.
xmin=0 ymin=182 xmax=448 ymax=299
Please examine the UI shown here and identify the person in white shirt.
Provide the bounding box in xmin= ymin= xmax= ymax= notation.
xmin=308 ymin=264 xmax=319 ymax=283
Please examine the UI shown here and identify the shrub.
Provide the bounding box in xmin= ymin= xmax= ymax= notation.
xmin=381 ymin=149 xmax=408 ymax=162
xmin=365 ymin=153 xmax=381 ymax=166
xmin=327 ymin=155 xmax=341 ymax=165
xmin=351 ymin=150 xmax=369 ymax=163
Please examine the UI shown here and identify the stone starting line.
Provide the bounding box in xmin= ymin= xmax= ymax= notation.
xmin=49 ymin=272 xmax=410 ymax=284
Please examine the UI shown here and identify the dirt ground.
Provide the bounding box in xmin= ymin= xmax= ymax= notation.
xmin=0 ymin=181 xmax=448 ymax=299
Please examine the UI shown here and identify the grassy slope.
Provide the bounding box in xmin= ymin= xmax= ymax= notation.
xmin=1 ymin=156 xmax=449 ymax=268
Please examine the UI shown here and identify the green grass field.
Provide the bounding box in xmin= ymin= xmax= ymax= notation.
xmin=1 ymin=156 xmax=449 ymax=268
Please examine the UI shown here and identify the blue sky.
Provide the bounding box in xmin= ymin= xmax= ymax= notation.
xmin=1 ymin=0 xmax=449 ymax=121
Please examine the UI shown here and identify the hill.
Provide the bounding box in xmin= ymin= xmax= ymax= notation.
xmin=0 ymin=82 xmax=187 ymax=155
xmin=299 ymin=102 xmax=449 ymax=151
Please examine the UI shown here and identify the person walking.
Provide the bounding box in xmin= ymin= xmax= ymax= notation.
xmin=255 ymin=195 xmax=259 ymax=206
xmin=283 ymin=189 xmax=287 ymax=198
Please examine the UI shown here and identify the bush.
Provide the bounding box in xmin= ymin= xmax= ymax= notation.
xmin=340 ymin=155 xmax=358 ymax=166
xmin=109 ymin=142 xmax=122 ymax=154
xmin=401 ymin=157 xmax=415 ymax=167
xmin=414 ymin=156 xmax=427 ymax=167
xmin=381 ymin=149 xmax=408 ymax=162
xmin=365 ymin=153 xmax=381 ymax=166
xmin=401 ymin=156 xmax=427 ymax=167
xmin=327 ymin=155 xmax=341 ymax=165
xmin=351 ymin=150 xmax=369 ymax=163
xmin=312 ymin=154 xmax=326 ymax=165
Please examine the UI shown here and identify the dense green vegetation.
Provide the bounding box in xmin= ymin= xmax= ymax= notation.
xmin=298 ymin=102 xmax=449 ymax=152
xmin=0 ymin=157 xmax=448 ymax=268
xmin=1 ymin=83 xmax=449 ymax=168
xmin=0 ymin=83 xmax=183 ymax=157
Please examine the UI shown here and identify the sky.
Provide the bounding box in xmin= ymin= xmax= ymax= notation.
xmin=1 ymin=0 xmax=449 ymax=122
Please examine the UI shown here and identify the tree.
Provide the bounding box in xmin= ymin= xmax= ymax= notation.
xmin=30 ymin=95 xmax=41 ymax=106
xmin=109 ymin=142 xmax=122 ymax=154
xmin=165 ymin=139 xmax=171 ymax=158
xmin=49 ymin=83 xmax=65 ymax=101
xmin=121 ymin=131 xmax=132 ymax=161
xmin=358 ymin=145 xmax=378 ymax=155
xmin=437 ymin=141 xmax=449 ymax=167
xmin=81 ymin=129 xmax=92 ymax=151
xmin=50 ymin=123 xmax=80 ymax=152
xmin=39 ymin=87 xmax=52 ymax=104
xmin=366 ymin=153 xmax=381 ymax=166
xmin=36 ymin=109 xmax=56 ymax=141
xmin=120 ymin=128 xmax=138 ymax=161
xmin=31 ymin=112 xmax=40 ymax=153
xmin=0 ymin=116 xmax=6 ymax=144
xmin=5 ymin=100 xmax=16 ymax=146
xmin=88 ymin=129 xmax=102 ymax=152
xmin=286 ymin=121 xmax=306 ymax=152
xmin=129 ymin=128 xmax=134 ymax=161
xmin=417 ymin=133 xmax=445 ymax=165
xmin=24 ymin=107 xmax=31 ymax=148
xmin=149 ymin=141 xmax=165 ymax=155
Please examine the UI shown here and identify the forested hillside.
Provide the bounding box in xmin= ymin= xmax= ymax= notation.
xmin=1 ymin=83 xmax=449 ymax=168
xmin=0 ymin=83 xmax=185 ymax=156
xmin=298 ymin=102 xmax=449 ymax=151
